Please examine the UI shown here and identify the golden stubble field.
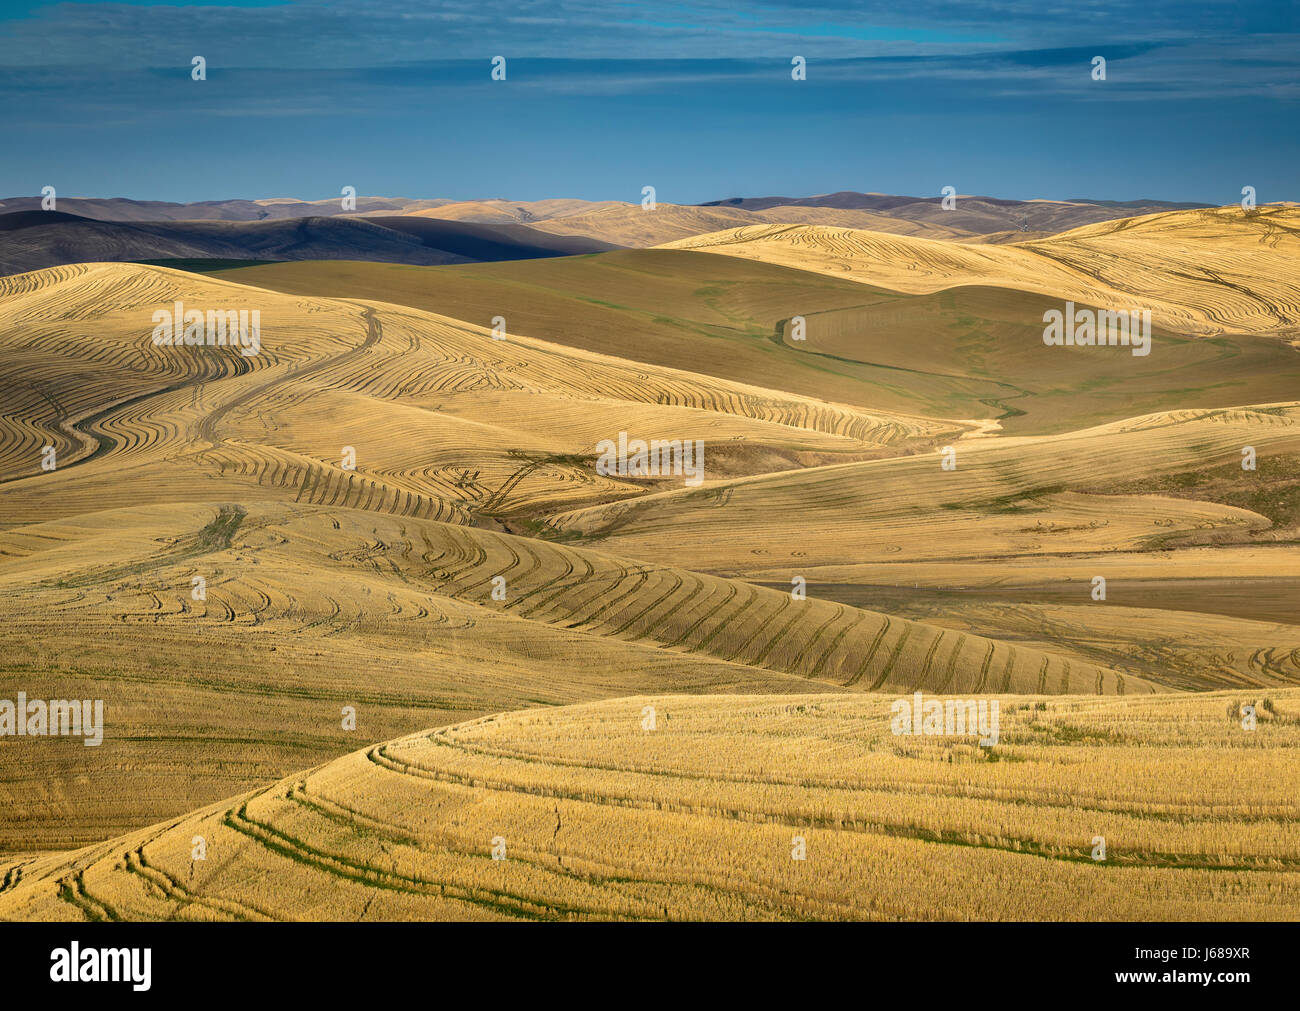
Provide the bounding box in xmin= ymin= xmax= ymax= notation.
xmin=662 ymin=204 xmax=1300 ymax=338
xmin=4 ymin=691 xmax=1298 ymax=921
xmin=1 ymin=204 xmax=1298 ymax=920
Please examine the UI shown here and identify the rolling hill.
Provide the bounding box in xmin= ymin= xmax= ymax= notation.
xmin=413 ymin=193 xmax=1218 ymax=245
xmin=0 ymin=261 xmax=956 ymax=528
xmin=0 ymin=258 xmax=994 ymax=844
xmin=4 ymin=690 xmax=1297 ymax=921
xmin=547 ymin=401 xmax=1300 ymax=690
xmin=408 ymin=198 xmax=626 ymax=224
xmin=498 ymin=201 xmax=978 ymax=245
xmin=0 ymin=495 xmax=1141 ymax=848
xmin=212 ymin=209 xmax=1300 ymax=437
xmin=1 ymin=196 xmax=1297 ymax=924
xmin=524 ymin=202 xmax=980 ymax=245
xmin=359 ymin=215 xmax=621 ymax=259
xmin=551 ymin=402 xmax=1300 ymax=571
xmin=661 ymin=205 xmax=1300 ymax=338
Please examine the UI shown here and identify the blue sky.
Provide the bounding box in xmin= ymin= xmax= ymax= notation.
xmin=0 ymin=0 xmax=1296 ymax=204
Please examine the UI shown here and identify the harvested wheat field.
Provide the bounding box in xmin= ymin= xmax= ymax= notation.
xmin=1 ymin=195 xmax=1298 ymax=924
xmin=663 ymin=205 xmax=1300 ymax=337
xmin=2 ymin=690 xmax=1297 ymax=921
xmin=220 ymin=211 xmax=1300 ymax=440
xmin=0 ymin=261 xmax=958 ymax=529
xmin=550 ymin=403 xmax=1300 ymax=573
xmin=410 ymin=199 xmax=979 ymax=245
xmin=0 ymin=495 xmax=1148 ymax=850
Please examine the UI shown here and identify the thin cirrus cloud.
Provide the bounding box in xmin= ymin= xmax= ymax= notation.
xmin=0 ymin=0 xmax=1295 ymax=202
xmin=1 ymin=0 xmax=1295 ymax=65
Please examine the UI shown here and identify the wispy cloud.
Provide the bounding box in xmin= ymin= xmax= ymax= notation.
xmin=0 ymin=2 xmax=1295 ymax=203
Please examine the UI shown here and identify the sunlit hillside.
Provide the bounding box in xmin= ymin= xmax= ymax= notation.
xmin=4 ymin=691 xmax=1297 ymax=921
xmin=662 ymin=205 xmax=1300 ymax=337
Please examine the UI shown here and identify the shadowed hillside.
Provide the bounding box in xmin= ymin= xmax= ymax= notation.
xmin=0 ymin=212 xmax=621 ymax=276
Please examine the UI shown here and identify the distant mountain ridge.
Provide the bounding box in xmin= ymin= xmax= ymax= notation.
xmin=0 ymin=191 xmax=1239 ymax=273
xmin=0 ymin=195 xmax=453 ymax=222
xmin=698 ymin=191 xmax=1217 ymax=237
xmin=0 ymin=211 xmax=620 ymax=276
xmin=0 ymin=190 xmax=1215 ymax=222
